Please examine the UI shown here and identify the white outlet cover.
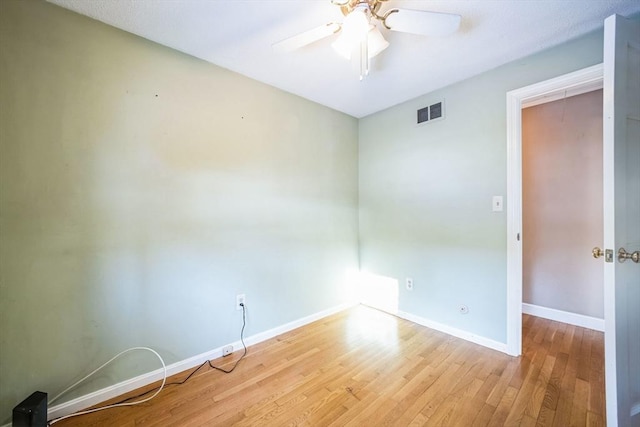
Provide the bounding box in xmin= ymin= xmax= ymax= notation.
xmin=236 ymin=294 xmax=245 ymax=310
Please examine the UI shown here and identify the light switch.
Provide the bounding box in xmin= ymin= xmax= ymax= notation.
xmin=492 ymin=196 xmax=503 ymax=212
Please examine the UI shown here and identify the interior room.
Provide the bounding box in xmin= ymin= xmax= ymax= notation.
xmin=1 ymin=0 xmax=639 ymax=426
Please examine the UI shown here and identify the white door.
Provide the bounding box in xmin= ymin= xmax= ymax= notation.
xmin=603 ymin=14 xmax=640 ymax=427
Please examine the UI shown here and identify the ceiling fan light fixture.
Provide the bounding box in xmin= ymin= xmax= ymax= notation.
xmin=275 ymin=0 xmax=462 ymax=80
xmin=367 ymin=26 xmax=389 ymax=58
xmin=332 ymin=24 xmax=388 ymax=60
xmin=331 ymin=7 xmax=370 ymax=58
xmin=331 ymin=33 xmax=353 ymax=60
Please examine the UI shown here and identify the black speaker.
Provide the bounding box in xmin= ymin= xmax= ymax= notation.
xmin=12 ymin=391 xmax=47 ymax=427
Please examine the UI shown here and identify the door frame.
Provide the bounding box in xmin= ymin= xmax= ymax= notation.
xmin=505 ymin=63 xmax=604 ymax=356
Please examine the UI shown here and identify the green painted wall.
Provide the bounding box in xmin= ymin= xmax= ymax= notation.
xmin=0 ymin=0 xmax=624 ymax=422
xmin=0 ymin=0 xmax=359 ymax=420
xmin=358 ymin=30 xmax=604 ymax=343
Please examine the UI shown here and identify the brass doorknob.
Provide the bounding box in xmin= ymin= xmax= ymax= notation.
xmin=618 ymin=248 xmax=640 ymax=263
xmin=592 ymin=247 xmax=604 ymax=258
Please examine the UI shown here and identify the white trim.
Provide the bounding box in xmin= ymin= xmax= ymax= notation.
xmin=45 ymin=302 xmax=356 ymax=422
xmin=522 ymin=303 xmax=605 ymax=331
xmin=395 ymin=310 xmax=508 ymax=354
xmin=506 ymin=86 xmax=524 ymax=356
xmin=505 ymin=63 xmax=604 ymax=357
xmin=521 ymin=79 xmax=603 ymax=108
xmin=241 ymin=302 xmax=356 ymax=348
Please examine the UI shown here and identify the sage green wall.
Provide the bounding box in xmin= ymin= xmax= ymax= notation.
xmin=358 ymin=31 xmax=604 ymax=343
xmin=0 ymin=0 xmax=358 ymax=420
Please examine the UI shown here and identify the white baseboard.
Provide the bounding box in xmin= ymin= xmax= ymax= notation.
xmin=240 ymin=301 xmax=357 ymax=348
xmin=395 ymin=310 xmax=508 ymax=354
xmin=46 ymin=302 xmax=356 ymax=422
xmin=522 ymin=303 xmax=604 ymax=331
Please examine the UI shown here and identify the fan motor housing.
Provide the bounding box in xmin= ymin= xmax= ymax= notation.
xmin=338 ymin=0 xmax=383 ymax=17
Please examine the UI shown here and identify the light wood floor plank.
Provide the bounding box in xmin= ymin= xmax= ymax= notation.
xmin=53 ymin=306 xmax=604 ymax=426
xmin=471 ymin=403 xmax=497 ymax=426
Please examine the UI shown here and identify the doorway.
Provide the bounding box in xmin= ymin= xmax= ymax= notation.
xmin=505 ymin=64 xmax=604 ymax=356
xmin=521 ymin=89 xmax=604 ymax=330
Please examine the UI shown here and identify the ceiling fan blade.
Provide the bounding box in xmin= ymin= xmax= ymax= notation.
xmin=384 ymin=9 xmax=461 ymax=37
xmin=273 ymin=23 xmax=341 ymax=53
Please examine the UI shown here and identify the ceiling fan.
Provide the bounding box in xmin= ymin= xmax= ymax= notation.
xmin=272 ymin=0 xmax=461 ymax=80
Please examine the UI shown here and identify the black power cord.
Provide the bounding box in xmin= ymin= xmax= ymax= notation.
xmin=111 ymin=302 xmax=248 ymax=405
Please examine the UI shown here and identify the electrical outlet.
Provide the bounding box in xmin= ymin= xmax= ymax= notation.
xmin=459 ymin=305 xmax=469 ymax=314
xmin=222 ymin=345 xmax=233 ymax=357
xmin=236 ymin=294 xmax=245 ymax=311
xmin=406 ymin=277 xmax=414 ymax=291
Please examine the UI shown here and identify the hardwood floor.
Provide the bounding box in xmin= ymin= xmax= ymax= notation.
xmin=53 ymin=305 xmax=605 ymax=426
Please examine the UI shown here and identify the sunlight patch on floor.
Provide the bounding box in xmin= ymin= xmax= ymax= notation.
xmin=345 ymin=305 xmax=400 ymax=353
xmin=343 ymin=271 xmax=401 ymax=352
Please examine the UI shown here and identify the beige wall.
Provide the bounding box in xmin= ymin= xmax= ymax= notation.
xmin=522 ymin=90 xmax=603 ymax=318
xmin=0 ymin=0 xmax=358 ymax=419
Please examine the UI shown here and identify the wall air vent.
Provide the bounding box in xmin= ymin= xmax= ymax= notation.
xmin=417 ymin=101 xmax=445 ymax=124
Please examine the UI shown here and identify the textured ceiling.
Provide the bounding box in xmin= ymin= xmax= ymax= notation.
xmin=48 ymin=0 xmax=640 ymax=118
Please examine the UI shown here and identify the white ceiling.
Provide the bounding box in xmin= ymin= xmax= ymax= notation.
xmin=48 ymin=0 xmax=640 ymax=118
